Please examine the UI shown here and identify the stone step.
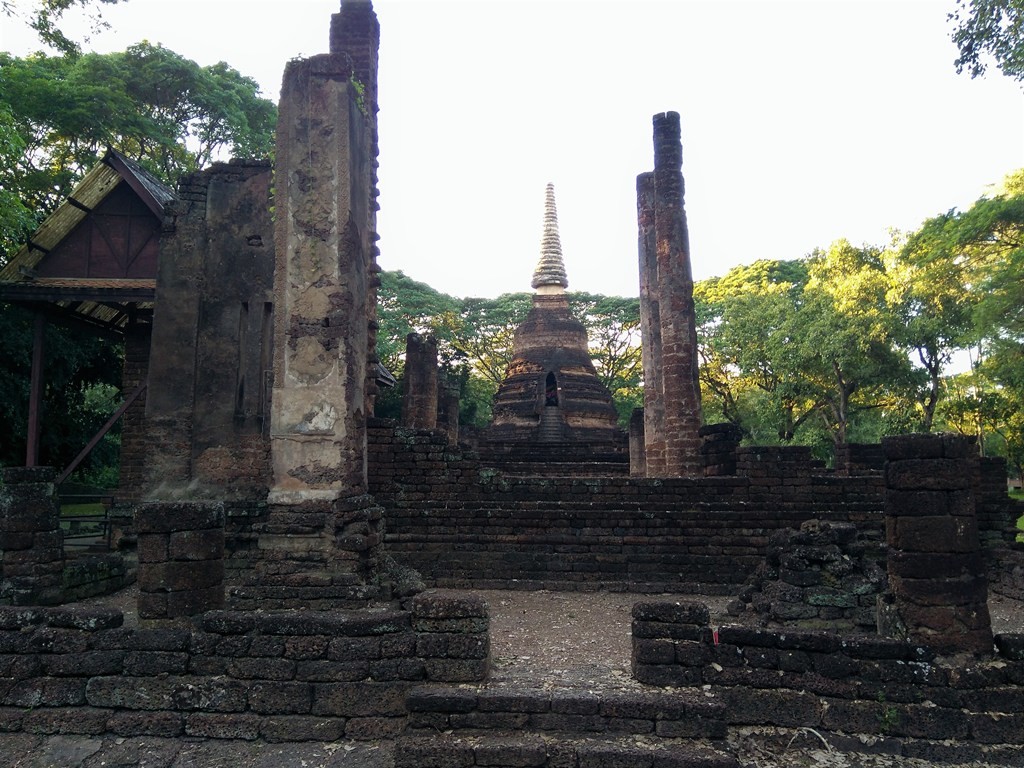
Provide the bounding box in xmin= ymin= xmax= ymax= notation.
xmin=406 ymin=684 xmax=726 ymax=741
xmin=395 ymin=732 xmax=739 ymax=768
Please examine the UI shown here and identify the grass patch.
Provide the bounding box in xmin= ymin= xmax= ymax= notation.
xmin=60 ymin=502 xmax=106 ymax=517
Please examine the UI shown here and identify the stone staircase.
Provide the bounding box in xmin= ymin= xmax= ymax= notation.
xmin=538 ymin=406 xmax=566 ymax=443
xmin=394 ymin=682 xmax=738 ymax=767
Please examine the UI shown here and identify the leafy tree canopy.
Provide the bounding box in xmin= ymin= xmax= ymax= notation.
xmin=2 ymin=0 xmax=125 ymax=55
xmin=950 ymin=0 xmax=1024 ymax=83
xmin=0 ymin=44 xmax=276 ymax=257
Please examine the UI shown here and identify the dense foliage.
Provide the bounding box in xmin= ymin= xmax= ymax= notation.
xmin=0 ymin=44 xmax=276 ymax=255
xmin=950 ymin=0 xmax=1024 ymax=83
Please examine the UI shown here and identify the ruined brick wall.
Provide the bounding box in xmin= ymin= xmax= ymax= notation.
xmin=369 ymin=422 xmax=1016 ymax=595
xmin=0 ymin=468 xmax=130 ymax=606
xmin=835 ymin=442 xmax=886 ymax=475
xmin=145 ymin=160 xmax=275 ymax=500
xmin=632 ymin=601 xmax=1024 ymax=762
xmin=368 ymin=421 xmax=885 ymax=592
xmin=978 ymin=456 xmax=1023 ymax=546
xmin=730 ymin=521 xmax=887 ymax=629
xmin=0 ymin=467 xmax=63 ymax=605
xmin=0 ymin=591 xmax=487 ymax=740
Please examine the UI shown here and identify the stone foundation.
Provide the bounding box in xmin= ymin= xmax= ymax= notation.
xmin=0 ymin=591 xmax=487 ymax=740
xmin=136 ymin=502 xmax=225 ymax=621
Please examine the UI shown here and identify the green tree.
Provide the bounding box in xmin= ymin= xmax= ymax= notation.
xmin=949 ymin=0 xmax=1024 ymax=83
xmin=0 ymin=104 xmax=35 ymax=256
xmin=568 ymin=293 xmax=642 ymax=425
xmin=910 ymin=169 xmax=1024 ymax=467
xmin=2 ymin=0 xmax=125 ymax=55
xmin=695 ymin=259 xmax=821 ymax=442
xmin=376 ymin=270 xmax=461 ymax=374
xmin=0 ymin=303 xmax=123 ymax=469
xmin=891 ymin=229 xmax=975 ymax=431
xmin=798 ymin=241 xmax=918 ymax=446
xmin=0 ymin=44 xmax=276 ymax=253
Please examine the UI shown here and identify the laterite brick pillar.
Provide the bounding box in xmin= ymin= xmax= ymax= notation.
xmin=629 ymin=407 xmax=646 ymax=477
xmin=637 ymin=112 xmax=702 ymax=477
xmin=0 ymin=467 xmax=64 ymax=605
xmin=882 ymin=434 xmax=993 ymax=655
xmin=136 ymin=502 xmax=224 ymax=621
xmin=401 ymin=332 xmax=438 ymax=430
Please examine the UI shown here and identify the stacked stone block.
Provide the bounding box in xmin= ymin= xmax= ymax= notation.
xmin=835 ymin=442 xmax=886 ymax=475
xmin=700 ymin=422 xmax=742 ymax=476
xmin=136 ymin=501 xmax=225 ymax=621
xmin=228 ymin=494 xmax=386 ymax=611
xmin=411 ymin=591 xmax=489 ymax=682
xmin=731 ymin=521 xmax=886 ymax=629
xmin=977 ymin=456 xmax=1023 ymax=546
xmin=632 ymin=600 xmax=1024 ymax=761
xmin=882 ymin=434 xmax=994 ymax=655
xmin=0 ymin=467 xmax=64 ymax=605
xmin=0 ymin=592 xmax=487 ymax=740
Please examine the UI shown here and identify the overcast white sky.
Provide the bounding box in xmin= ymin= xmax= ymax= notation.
xmin=3 ymin=0 xmax=1023 ymax=298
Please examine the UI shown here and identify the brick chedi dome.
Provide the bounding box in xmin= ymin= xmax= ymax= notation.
xmin=487 ymin=184 xmax=622 ymax=445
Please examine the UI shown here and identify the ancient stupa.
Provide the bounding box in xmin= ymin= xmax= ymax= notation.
xmin=486 ymin=184 xmax=621 ymax=445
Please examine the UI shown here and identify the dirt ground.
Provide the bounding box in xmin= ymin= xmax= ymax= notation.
xmin=481 ymin=588 xmax=1024 ymax=687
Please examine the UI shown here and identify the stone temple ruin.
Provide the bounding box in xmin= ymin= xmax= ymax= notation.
xmin=1 ymin=1 xmax=1023 ymax=764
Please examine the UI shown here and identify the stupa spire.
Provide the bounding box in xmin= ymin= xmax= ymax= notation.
xmin=531 ymin=183 xmax=569 ymax=292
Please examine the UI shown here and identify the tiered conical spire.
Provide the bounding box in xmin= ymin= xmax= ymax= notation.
xmin=531 ymin=183 xmax=569 ymax=291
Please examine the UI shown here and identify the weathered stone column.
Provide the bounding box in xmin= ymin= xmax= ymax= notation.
xmin=269 ymin=8 xmax=378 ymax=504
xmin=401 ymin=333 xmax=438 ymax=430
xmin=636 ymin=171 xmax=666 ymax=476
xmin=629 ymin=407 xmax=646 ymax=477
xmin=0 ymin=467 xmax=64 ymax=605
xmin=644 ymin=112 xmax=703 ymax=477
xmin=881 ymin=434 xmax=993 ymax=655
xmin=249 ymin=1 xmax=385 ymax=608
xmin=439 ymin=380 xmax=461 ymax=444
xmin=136 ymin=502 xmax=225 ymax=621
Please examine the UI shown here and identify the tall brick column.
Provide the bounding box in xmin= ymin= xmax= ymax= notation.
xmin=637 ymin=112 xmax=702 ymax=477
xmin=401 ymin=333 xmax=438 ymax=430
xmin=252 ymin=1 xmax=385 ymax=606
xmin=881 ymin=434 xmax=993 ymax=655
xmin=0 ymin=467 xmax=64 ymax=605
xmin=136 ymin=502 xmax=225 ymax=621
xmin=269 ymin=0 xmax=379 ymax=504
xmin=636 ymin=172 xmax=666 ymax=476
